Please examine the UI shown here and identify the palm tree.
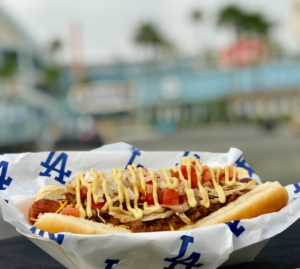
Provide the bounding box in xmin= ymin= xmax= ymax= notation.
xmin=134 ymin=22 xmax=175 ymax=61
xmin=217 ymin=5 xmax=245 ymax=38
xmin=40 ymin=38 xmax=63 ymax=94
xmin=190 ymin=9 xmax=202 ymax=24
xmin=0 ymin=56 xmax=17 ymax=80
xmin=242 ymin=13 xmax=272 ymax=37
xmin=49 ymin=39 xmax=62 ymax=64
xmin=0 ymin=54 xmax=18 ymax=98
xmin=217 ymin=5 xmax=272 ymax=39
xmin=189 ymin=9 xmax=203 ymax=53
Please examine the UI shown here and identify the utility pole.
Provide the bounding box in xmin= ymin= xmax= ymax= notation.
xmin=69 ymin=20 xmax=85 ymax=84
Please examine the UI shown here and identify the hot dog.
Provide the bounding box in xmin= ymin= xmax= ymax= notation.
xmin=28 ymin=157 xmax=288 ymax=234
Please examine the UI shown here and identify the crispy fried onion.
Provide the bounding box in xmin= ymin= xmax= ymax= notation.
xmin=95 ymin=208 xmax=106 ymax=223
xmin=162 ymin=202 xmax=190 ymax=213
xmin=141 ymin=211 xmax=174 ymax=222
xmin=176 ymin=212 xmax=193 ymax=225
xmin=96 ymin=180 xmax=257 ymax=223
xmin=109 ymin=207 xmax=173 ymax=223
xmin=223 ymin=180 xmax=257 ymax=195
xmin=202 ymin=180 xmax=257 ymax=198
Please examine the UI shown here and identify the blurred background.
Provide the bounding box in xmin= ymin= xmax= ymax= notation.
xmin=0 ymin=0 xmax=299 ymax=184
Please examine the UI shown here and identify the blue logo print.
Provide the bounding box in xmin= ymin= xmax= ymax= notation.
xmin=182 ymin=151 xmax=200 ymax=160
xmin=0 ymin=160 xmax=13 ymax=190
xmin=125 ymin=147 xmax=143 ymax=168
xmin=30 ymin=227 xmax=64 ymax=245
xmin=235 ymin=155 xmax=254 ymax=177
xmin=175 ymin=152 xmax=200 ymax=166
xmin=39 ymin=152 xmax=72 ymax=184
xmin=293 ymin=183 xmax=300 ymax=194
xmin=164 ymin=235 xmax=203 ymax=268
xmin=226 ymin=220 xmax=246 ymax=237
xmin=104 ymin=259 xmax=119 ymax=269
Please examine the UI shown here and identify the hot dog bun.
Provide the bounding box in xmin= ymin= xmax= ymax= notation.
xmin=34 ymin=181 xmax=288 ymax=234
xmin=34 ymin=213 xmax=130 ymax=234
xmin=182 ymin=181 xmax=288 ymax=230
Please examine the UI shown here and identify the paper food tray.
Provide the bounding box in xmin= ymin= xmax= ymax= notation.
xmin=0 ymin=143 xmax=299 ymax=269
xmin=16 ymin=228 xmax=269 ymax=269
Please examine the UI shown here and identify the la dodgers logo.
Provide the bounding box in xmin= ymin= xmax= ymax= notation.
xmin=39 ymin=152 xmax=72 ymax=184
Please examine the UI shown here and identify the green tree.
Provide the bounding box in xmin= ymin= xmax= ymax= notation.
xmin=41 ymin=38 xmax=63 ymax=94
xmin=0 ymin=53 xmax=18 ymax=98
xmin=242 ymin=13 xmax=272 ymax=37
xmin=49 ymin=39 xmax=62 ymax=63
xmin=217 ymin=5 xmax=272 ymax=38
xmin=190 ymin=9 xmax=202 ymax=24
xmin=0 ymin=56 xmax=17 ymax=80
xmin=189 ymin=9 xmax=203 ymax=53
xmin=134 ymin=22 xmax=175 ymax=60
xmin=217 ymin=5 xmax=246 ymax=37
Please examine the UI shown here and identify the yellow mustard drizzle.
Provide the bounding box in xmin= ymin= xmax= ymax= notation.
xmin=127 ymin=165 xmax=143 ymax=219
xmin=224 ymin=166 xmax=237 ymax=186
xmin=151 ymin=171 xmax=161 ymax=209
xmin=178 ymin=165 xmax=197 ymax=207
xmin=75 ymin=172 xmax=86 ymax=218
xmin=194 ymin=160 xmax=210 ymax=208
xmin=138 ymin=167 xmax=146 ymax=192
xmin=215 ymin=167 xmax=221 ymax=184
xmin=232 ymin=166 xmax=237 ymax=182
xmin=98 ymin=171 xmax=113 ymax=210
xmin=81 ymin=169 xmax=101 ymax=217
xmin=90 ymin=168 xmax=101 ymax=204
xmin=209 ymin=167 xmax=226 ymax=203
xmin=80 ymin=173 xmax=89 ymax=188
xmin=86 ymin=182 xmax=93 ymax=218
xmin=123 ymin=185 xmax=143 ymax=219
xmin=74 ymin=157 xmax=242 ymax=221
xmin=112 ymin=168 xmax=124 ymax=209
xmin=161 ymin=168 xmax=178 ymax=189
xmin=181 ymin=157 xmax=192 ymax=186
xmin=143 ymin=170 xmax=161 ymax=212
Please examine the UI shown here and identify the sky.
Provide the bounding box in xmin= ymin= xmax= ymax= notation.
xmin=1 ymin=0 xmax=299 ymax=65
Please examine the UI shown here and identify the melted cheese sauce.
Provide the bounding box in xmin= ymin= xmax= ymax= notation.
xmin=74 ymin=158 xmax=245 ymax=220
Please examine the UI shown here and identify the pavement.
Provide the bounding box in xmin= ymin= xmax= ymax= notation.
xmin=123 ymin=122 xmax=300 ymax=186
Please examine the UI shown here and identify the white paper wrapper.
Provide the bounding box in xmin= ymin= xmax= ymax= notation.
xmin=0 ymin=142 xmax=299 ymax=269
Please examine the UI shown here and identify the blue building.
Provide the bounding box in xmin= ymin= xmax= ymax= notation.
xmin=67 ymin=59 xmax=300 ymax=134
xmin=0 ymin=7 xmax=75 ymax=151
